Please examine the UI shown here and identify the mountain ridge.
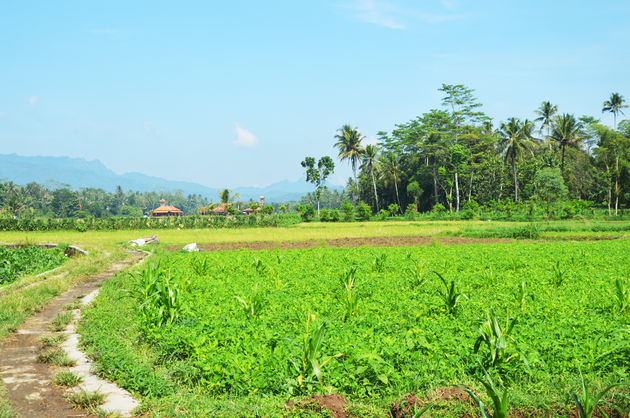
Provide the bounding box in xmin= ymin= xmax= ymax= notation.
xmin=0 ymin=154 xmax=343 ymax=202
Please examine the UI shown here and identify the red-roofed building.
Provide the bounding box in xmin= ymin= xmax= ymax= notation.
xmin=152 ymin=199 xmax=184 ymax=217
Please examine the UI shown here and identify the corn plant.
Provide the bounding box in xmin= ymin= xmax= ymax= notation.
xmin=339 ymin=266 xmax=359 ymax=321
xmin=551 ymin=260 xmax=566 ymax=286
xmin=399 ymin=398 xmax=432 ymax=417
xmin=513 ymin=281 xmax=534 ymax=310
xmin=405 ymin=261 xmax=426 ymax=288
xmin=459 ymin=366 xmax=509 ymax=418
xmin=480 ymin=266 xmax=496 ymax=286
xmin=190 ymin=256 xmax=210 ymax=276
xmin=288 ymin=317 xmax=343 ymax=388
xmin=613 ymin=278 xmax=629 ymax=313
xmin=373 ymin=253 xmax=387 ymax=273
xmin=132 ymin=262 xmax=189 ymax=327
xmin=431 ymin=271 xmax=467 ymax=315
xmin=474 ymin=309 xmax=528 ymax=370
xmin=252 ymin=257 xmax=269 ymax=276
xmin=235 ymin=288 xmax=264 ymax=319
xmin=570 ymin=365 xmax=621 ymax=418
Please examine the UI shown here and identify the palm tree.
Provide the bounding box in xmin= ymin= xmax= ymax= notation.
xmin=377 ymin=152 xmax=402 ymax=212
xmin=360 ymin=144 xmax=380 ymax=211
xmin=602 ymin=92 xmax=627 ymax=130
xmin=498 ymin=118 xmax=536 ymax=202
xmin=550 ymin=113 xmax=582 ymax=176
xmin=218 ymin=189 xmax=240 ymax=212
xmin=334 ymin=125 xmax=365 ymax=202
xmin=534 ymin=101 xmax=557 ymax=149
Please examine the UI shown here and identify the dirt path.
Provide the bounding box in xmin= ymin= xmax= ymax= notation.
xmin=165 ymin=235 xmax=510 ymax=252
xmin=0 ymin=250 xmax=146 ymax=418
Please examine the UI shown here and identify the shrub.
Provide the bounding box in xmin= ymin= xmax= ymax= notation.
xmin=432 ymin=203 xmax=446 ymax=213
xmin=355 ymin=202 xmax=372 ymax=221
xmin=295 ymin=204 xmax=316 ymax=222
xmin=341 ymin=200 xmax=354 ymax=222
xmin=319 ymin=209 xmax=340 ymax=222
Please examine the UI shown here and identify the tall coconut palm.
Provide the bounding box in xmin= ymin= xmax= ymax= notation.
xmin=534 ymin=101 xmax=558 ymax=149
xmin=334 ymin=125 xmax=365 ymax=202
xmin=377 ymin=152 xmax=402 ymax=211
xmin=218 ymin=189 xmax=240 ymax=212
xmin=361 ymin=144 xmax=380 ymax=211
xmin=550 ymin=113 xmax=582 ymax=176
xmin=602 ymin=92 xmax=627 ymax=130
xmin=498 ymin=118 xmax=536 ymax=202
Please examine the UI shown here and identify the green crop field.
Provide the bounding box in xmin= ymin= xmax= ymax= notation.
xmin=0 ymin=246 xmax=67 ymax=286
xmin=79 ymin=238 xmax=630 ymax=417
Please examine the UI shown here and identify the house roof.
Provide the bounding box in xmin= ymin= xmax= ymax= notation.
xmin=152 ymin=204 xmax=184 ymax=214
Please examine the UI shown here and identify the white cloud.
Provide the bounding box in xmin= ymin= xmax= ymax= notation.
xmin=234 ymin=123 xmax=259 ymax=147
xmin=364 ymin=136 xmax=379 ymax=146
xmin=343 ymin=0 xmax=405 ymax=29
xmin=27 ymin=96 xmax=39 ymax=106
xmin=143 ymin=121 xmax=161 ymax=136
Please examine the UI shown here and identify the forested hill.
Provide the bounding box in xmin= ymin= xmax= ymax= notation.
xmin=0 ymin=154 xmax=333 ymax=202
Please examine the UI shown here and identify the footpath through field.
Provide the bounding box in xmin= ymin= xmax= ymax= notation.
xmin=0 ymin=250 xmax=146 ymax=418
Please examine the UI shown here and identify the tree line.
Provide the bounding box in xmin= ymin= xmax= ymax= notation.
xmin=302 ymin=85 xmax=629 ymax=216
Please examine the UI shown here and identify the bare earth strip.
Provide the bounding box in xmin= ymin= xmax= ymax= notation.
xmin=0 ymin=250 xmax=146 ymax=418
xmin=165 ymin=235 xmax=510 ymax=252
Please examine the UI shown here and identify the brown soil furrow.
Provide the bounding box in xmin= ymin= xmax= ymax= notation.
xmin=165 ymin=235 xmax=510 ymax=252
xmin=0 ymin=251 xmax=145 ymax=418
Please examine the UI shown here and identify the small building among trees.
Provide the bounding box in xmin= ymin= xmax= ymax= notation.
xmin=152 ymin=199 xmax=184 ymax=217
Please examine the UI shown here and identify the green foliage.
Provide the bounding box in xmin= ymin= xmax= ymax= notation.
xmin=513 ymin=281 xmax=534 ymax=310
xmin=295 ymin=204 xmax=316 ymax=222
xmin=319 ymin=209 xmax=341 ymax=222
xmin=341 ymin=200 xmax=354 ymax=221
xmin=460 ymin=366 xmax=509 ymax=418
xmin=131 ymin=262 xmax=189 ymax=328
xmin=354 ymin=201 xmax=372 ymax=221
xmin=570 ymin=365 xmax=622 ymax=418
xmin=65 ymin=389 xmax=104 ymax=409
xmin=474 ymin=310 xmax=526 ymax=369
xmin=338 ymin=266 xmax=359 ymax=321
xmin=551 ymin=260 xmax=567 ymax=286
xmin=37 ymin=347 xmax=75 ymax=366
xmin=50 ymin=311 xmax=73 ymax=332
xmin=235 ymin=288 xmax=265 ymax=319
xmin=53 ymin=371 xmax=82 ymax=387
xmin=432 ymin=271 xmax=467 ymax=315
xmin=613 ymin=278 xmax=629 ymax=313
xmin=372 ymin=253 xmax=387 ymax=273
xmin=0 ymin=246 xmax=66 ymax=285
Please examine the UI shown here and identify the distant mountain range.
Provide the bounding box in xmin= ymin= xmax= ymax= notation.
xmin=0 ymin=154 xmax=343 ymax=202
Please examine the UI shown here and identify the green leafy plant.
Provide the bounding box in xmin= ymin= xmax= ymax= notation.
xmin=288 ymin=316 xmax=343 ymax=389
xmin=613 ymin=278 xmax=629 ymax=313
xmin=406 ymin=261 xmax=427 ymax=288
xmin=41 ymin=334 xmax=67 ymax=348
xmin=65 ymin=389 xmax=104 ymax=409
xmin=513 ymin=281 xmax=534 ymax=310
xmin=235 ymin=287 xmax=265 ymax=319
xmin=372 ymin=253 xmax=387 ymax=272
xmin=551 ymin=260 xmax=566 ymax=286
xmin=53 ymin=371 xmax=82 ymax=387
xmin=252 ymin=257 xmax=269 ymax=276
xmin=339 ymin=266 xmax=359 ymax=321
xmin=459 ymin=366 xmax=509 ymax=418
xmin=431 ymin=271 xmax=468 ymax=315
xmin=50 ymin=311 xmax=73 ymax=332
xmin=570 ymin=365 xmax=622 ymax=418
xmin=37 ymin=348 xmax=75 ymax=366
xmin=474 ymin=309 xmax=528 ymax=369
xmin=190 ymin=256 xmax=210 ymax=276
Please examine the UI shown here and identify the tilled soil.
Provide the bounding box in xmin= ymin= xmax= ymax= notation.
xmin=166 ymin=235 xmax=509 ymax=252
xmin=0 ymin=251 xmax=145 ymax=418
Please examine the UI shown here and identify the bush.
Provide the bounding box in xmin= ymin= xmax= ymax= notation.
xmin=387 ymin=203 xmax=399 ymax=215
xmin=355 ymin=202 xmax=372 ymax=221
xmin=295 ymin=204 xmax=316 ymax=222
xmin=320 ymin=209 xmax=340 ymax=222
xmin=461 ymin=200 xmax=479 ymax=220
xmin=341 ymin=200 xmax=354 ymax=222
xmin=432 ymin=203 xmax=446 ymax=213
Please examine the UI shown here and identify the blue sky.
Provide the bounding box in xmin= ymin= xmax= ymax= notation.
xmin=0 ymin=1 xmax=628 ymax=188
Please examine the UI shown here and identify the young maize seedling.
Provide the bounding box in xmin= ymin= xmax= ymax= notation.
xmin=399 ymin=398 xmax=432 ymax=417
xmin=339 ymin=266 xmax=359 ymax=321
xmin=570 ymin=365 xmax=622 ymax=418
xmin=513 ymin=281 xmax=534 ymax=310
xmin=474 ymin=309 xmax=528 ymax=370
xmin=190 ymin=256 xmax=210 ymax=276
xmin=235 ymin=287 xmax=265 ymax=319
xmin=431 ymin=271 xmax=467 ymax=315
xmin=613 ymin=278 xmax=629 ymax=313
xmin=551 ymin=260 xmax=566 ymax=286
xmin=373 ymin=253 xmax=387 ymax=273
xmin=252 ymin=257 xmax=269 ymax=276
xmin=459 ymin=366 xmax=509 ymax=418
xmin=405 ymin=261 xmax=426 ymax=288
xmin=288 ymin=316 xmax=343 ymax=388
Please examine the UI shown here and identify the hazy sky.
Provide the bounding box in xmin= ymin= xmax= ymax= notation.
xmin=0 ymin=1 xmax=628 ymax=188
